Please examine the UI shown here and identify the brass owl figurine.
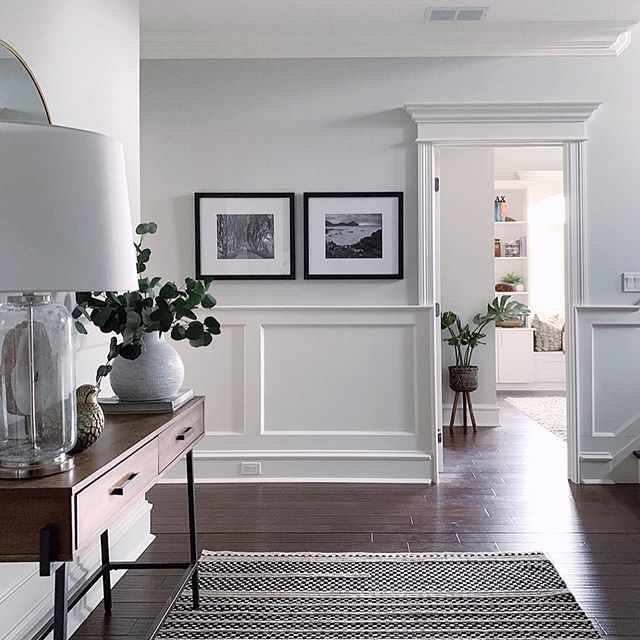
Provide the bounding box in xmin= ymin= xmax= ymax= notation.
xmin=72 ymin=384 xmax=104 ymax=453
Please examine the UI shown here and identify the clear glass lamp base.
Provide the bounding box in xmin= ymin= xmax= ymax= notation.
xmin=0 ymin=453 xmax=75 ymax=479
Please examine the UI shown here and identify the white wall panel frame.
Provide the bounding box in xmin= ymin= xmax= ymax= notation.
xmin=166 ymin=306 xmax=433 ymax=483
xmin=576 ymin=306 xmax=640 ymax=483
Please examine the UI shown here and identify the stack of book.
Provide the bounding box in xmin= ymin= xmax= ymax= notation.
xmin=504 ymin=237 xmax=527 ymax=257
xmin=99 ymin=388 xmax=194 ymax=414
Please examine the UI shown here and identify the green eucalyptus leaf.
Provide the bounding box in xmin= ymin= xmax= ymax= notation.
xmin=120 ymin=343 xmax=142 ymax=360
xmin=204 ymin=317 xmax=221 ymax=334
xmin=74 ymin=321 xmax=88 ymax=335
xmin=185 ymin=321 xmax=204 ymax=340
xmin=159 ymin=282 xmax=179 ymax=299
xmin=171 ymin=325 xmax=187 ymax=341
xmin=201 ymin=293 xmax=217 ymax=309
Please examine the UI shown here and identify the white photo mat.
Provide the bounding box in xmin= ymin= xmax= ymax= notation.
xmin=304 ymin=193 xmax=402 ymax=278
xmin=196 ymin=194 xmax=294 ymax=279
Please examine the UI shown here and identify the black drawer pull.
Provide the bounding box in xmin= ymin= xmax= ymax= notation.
xmin=176 ymin=426 xmax=195 ymax=441
xmin=111 ymin=472 xmax=140 ymax=496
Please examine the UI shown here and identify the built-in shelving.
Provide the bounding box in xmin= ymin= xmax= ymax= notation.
xmin=493 ymin=181 xmax=530 ymax=325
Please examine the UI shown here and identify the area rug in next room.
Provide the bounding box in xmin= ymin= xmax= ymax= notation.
xmin=155 ymin=550 xmax=600 ymax=639
xmin=505 ymin=395 xmax=567 ymax=441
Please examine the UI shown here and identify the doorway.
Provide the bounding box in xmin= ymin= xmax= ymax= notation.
xmin=438 ymin=145 xmax=568 ymax=470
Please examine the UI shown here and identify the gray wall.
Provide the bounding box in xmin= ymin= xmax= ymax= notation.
xmin=440 ymin=147 xmax=496 ymax=407
xmin=141 ymin=44 xmax=640 ymax=307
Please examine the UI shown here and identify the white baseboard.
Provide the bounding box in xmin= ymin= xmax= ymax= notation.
xmin=158 ymin=451 xmax=433 ymax=484
xmin=497 ymin=382 xmax=566 ymax=392
xmin=1 ymin=498 xmax=154 ymax=640
xmin=442 ymin=403 xmax=500 ymax=427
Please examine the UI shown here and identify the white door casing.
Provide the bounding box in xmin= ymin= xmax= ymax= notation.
xmin=405 ymin=102 xmax=601 ymax=484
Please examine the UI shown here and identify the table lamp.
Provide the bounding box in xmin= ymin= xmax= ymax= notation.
xmin=0 ymin=122 xmax=138 ymax=478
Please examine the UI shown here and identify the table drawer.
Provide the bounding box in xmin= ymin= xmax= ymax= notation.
xmin=75 ymin=439 xmax=159 ymax=549
xmin=158 ymin=404 xmax=204 ymax=472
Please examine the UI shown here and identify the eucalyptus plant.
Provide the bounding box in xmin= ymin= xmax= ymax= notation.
xmin=441 ymin=295 xmax=530 ymax=368
xmin=73 ymin=222 xmax=221 ymax=388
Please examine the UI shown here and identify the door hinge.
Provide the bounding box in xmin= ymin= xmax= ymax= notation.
xmin=435 ymin=302 xmax=441 ymax=317
xmin=437 ymin=432 xmax=443 ymax=444
xmin=434 ymin=177 xmax=440 ymax=192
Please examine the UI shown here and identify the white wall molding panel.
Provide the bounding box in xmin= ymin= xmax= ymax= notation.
xmin=404 ymin=102 xmax=601 ymax=142
xmin=161 ymin=306 xmax=434 ymax=483
xmin=576 ymin=306 xmax=640 ymax=483
xmin=140 ymin=21 xmax=635 ymax=60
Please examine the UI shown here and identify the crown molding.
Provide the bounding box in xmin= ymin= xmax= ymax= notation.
xmin=403 ymin=102 xmax=602 ymax=125
xmin=140 ymin=20 xmax=636 ymax=59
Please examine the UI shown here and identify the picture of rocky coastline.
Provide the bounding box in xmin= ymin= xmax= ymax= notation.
xmin=325 ymin=213 xmax=382 ymax=259
xmin=217 ymin=213 xmax=274 ymax=259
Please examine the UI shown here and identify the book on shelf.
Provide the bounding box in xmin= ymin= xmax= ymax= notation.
xmin=99 ymin=388 xmax=194 ymax=414
xmin=503 ymin=236 xmax=527 ymax=258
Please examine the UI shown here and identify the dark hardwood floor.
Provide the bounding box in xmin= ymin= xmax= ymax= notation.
xmin=72 ymin=400 xmax=640 ymax=639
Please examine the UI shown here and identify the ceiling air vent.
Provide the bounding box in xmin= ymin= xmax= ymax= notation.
xmin=425 ymin=7 xmax=488 ymax=22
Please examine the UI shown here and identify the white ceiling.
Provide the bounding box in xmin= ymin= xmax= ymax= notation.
xmin=141 ymin=1 xmax=640 ymax=26
xmin=140 ymin=0 xmax=640 ymax=59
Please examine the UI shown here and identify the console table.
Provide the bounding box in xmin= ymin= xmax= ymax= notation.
xmin=0 ymin=396 xmax=205 ymax=640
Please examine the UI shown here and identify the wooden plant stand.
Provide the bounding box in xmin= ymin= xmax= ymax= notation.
xmin=449 ymin=391 xmax=477 ymax=434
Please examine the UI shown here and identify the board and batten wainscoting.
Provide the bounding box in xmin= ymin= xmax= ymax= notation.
xmin=163 ymin=306 xmax=434 ymax=483
xmin=576 ymin=305 xmax=640 ymax=483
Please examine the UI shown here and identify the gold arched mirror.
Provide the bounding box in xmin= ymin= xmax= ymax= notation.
xmin=0 ymin=40 xmax=50 ymax=124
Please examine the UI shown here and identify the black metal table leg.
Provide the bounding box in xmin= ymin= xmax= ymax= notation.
xmin=186 ymin=449 xmax=200 ymax=609
xmin=101 ymin=530 xmax=113 ymax=614
xmin=53 ymin=563 xmax=68 ymax=640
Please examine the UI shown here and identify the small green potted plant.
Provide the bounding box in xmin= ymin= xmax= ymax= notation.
xmin=73 ymin=222 xmax=221 ymax=401
xmin=496 ymin=271 xmax=525 ymax=293
xmin=441 ymin=295 xmax=530 ymax=393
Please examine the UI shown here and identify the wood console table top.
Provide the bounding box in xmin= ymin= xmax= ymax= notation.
xmin=0 ymin=397 xmax=205 ymax=562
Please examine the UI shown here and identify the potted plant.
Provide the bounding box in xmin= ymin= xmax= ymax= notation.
xmin=496 ymin=271 xmax=525 ymax=293
xmin=441 ymin=295 xmax=530 ymax=394
xmin=73 ymin=222 xmax=221 ymax=401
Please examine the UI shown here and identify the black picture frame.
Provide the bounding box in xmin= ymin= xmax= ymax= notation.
xmin=303 ymin=191 xmax=404 ymax=280
xmin=195 ymin=192 xmax=295 ymax=280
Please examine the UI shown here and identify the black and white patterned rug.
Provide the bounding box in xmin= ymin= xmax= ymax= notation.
xmin=156 ymin=550 xmax=601 ymax=639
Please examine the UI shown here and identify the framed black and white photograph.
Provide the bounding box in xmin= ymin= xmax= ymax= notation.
xmin=195 ymin=193 xmax=295 ymax=280
xmin=304 ymin=192 xmax=403 ymax=279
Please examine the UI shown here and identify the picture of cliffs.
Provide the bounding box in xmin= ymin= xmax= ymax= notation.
xmin=324 ymin=213 xmax=382 ymax=259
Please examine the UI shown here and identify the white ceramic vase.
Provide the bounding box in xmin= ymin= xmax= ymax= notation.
xmin=110 ymin=332 xmax=185 ymax=401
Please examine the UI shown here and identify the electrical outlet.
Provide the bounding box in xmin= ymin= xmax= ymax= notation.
xmin=622 ymin=273 xmax=640 ymax=292
xmin=240 ymin=462 xmax=261 ymax=475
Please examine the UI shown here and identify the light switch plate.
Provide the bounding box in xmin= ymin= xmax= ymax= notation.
xmin=622 ymin=273 xmax=640 ymax=292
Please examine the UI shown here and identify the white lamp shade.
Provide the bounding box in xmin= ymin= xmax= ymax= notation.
xmin=0 ymin=122 xmax=138 ymax=292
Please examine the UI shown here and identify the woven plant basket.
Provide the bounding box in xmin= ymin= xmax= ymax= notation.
xmin=448 ymin=366 xmax=479 ymax=392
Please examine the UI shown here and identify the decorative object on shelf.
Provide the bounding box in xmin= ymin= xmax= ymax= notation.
xmin=99 ymin=388 xmax=193 ymax=414
xmin=195 ymin=192 xmax=295 ymax=280
xmin=74 ymin=222 xmax=221 ymax=402
xmin=441 ymin=296 xmax=530 ymax=433
xmin=110 ymin=332 xmax=185 ymax=401
xmin=304 ymin=192 xmax=403 ymax=279
xmin=493 ymin=195 xmax=508 ymax=222
xmin=0 ymin=122 xmax=137 ymax=478
xmin=72 ymin=385 xmax=104 ymax=453
xmin=495 ymin=282 xmax=513 ymax=292
xmin=494 ymin=239 xmax=501 ymax=257
xmin=499 ymin=272 xmax=525 ymax=293
xmin=504 ymin=241 xmax=521 ymax=257
xmin=496 ymin=317 xmax=524 ymax=328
